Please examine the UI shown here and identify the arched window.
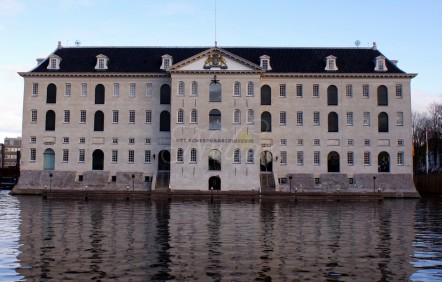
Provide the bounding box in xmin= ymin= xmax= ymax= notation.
xmin=209 ymin=81 xmax=222 ymax=102
xmin=190 ymin=109 xmax=198 ymax=123
xmin=327 ymin=85 xmax=338 ymax=105
xmin=247 ymin=109 xmax=254 ymax=124
xmin=247 ymin=149 xmax=254 ymax=163
xmin=377 ymin=85 xmax=388 ymax=106
xmin=378 ymin=112 xmax=389 ymax=132
xmin=328 ymin=112 xmax=339 ymax=132
xmin=261 ymin=85 xmax=271 ymax=105
xmin=94 ymin=111 xmax=104 ymax=131
xmin=45 ymin=110 xmax=56 ymax=131
xmin=233 ymin=109 xmax=241 ymax=124
xmin=209 ymin=109 xmax=221 ymax=130
xmin=247 ymin=82 xmax=254 ymax=96
xmin=160 ymin=84 xmax=171 ymax=104
xmin=95 ymin=84 xmax=105 ymax=104
xmin=177 ymin=148 xmax=183 ymax=162
xmin=178 ymin=81 xmax=185 ymax=96
xmin=191 ymin=81 xmax=198 ymax=96
xmin=233 ymin=82 xmax=241 ymax=96
xmin=328 ymin=151 xmax=340 ymax=172
xmin=378 ymin=151 xmax=390 ymax=172
xmin=209 ymin=149 xmax=221 ymax=170
xmin=46 ymin=83 xmax=57 ymax=104
xmin=92 ymin=149 xmax=104 ymax=170
xmin=177 ymin=109 xmax=184 ymax=123
xmin=261 ymin=111 xmax=272 ymax=132
xmin=160 ymin=111 xmax=170 ymax=131
xmin=233 ymin=149 xmax=241 ymax=163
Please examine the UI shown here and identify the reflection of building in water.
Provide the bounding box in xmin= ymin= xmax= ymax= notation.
xmin=17 ymin=42 xmax=418 ymax=194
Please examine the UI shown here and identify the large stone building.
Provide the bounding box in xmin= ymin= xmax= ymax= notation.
xmin=16 ymin=42 xmax=418 ymax=194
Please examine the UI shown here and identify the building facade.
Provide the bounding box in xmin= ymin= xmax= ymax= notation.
xmin=2 ymin=137 xmax=21 ymax=168
xmin=17 ymin=42 xmax=418 ymax=193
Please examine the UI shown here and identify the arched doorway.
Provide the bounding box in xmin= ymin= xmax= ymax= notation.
xmin=46 ymin=83 xmax=57 ymax=104
xmin=45 ymin=110 xmax=56 ymax=131
xmin=260 ymin=85 xmax=271 ymax=105
xmin=95 ymin=84 xmax=105 ymax=104
xmin=378 ymin=152 xmax=390 ymax=172
xmin=208 ymin=176 xmax=221 ymax=191
xmin=94 ymin=111 xmax=104 ymax=131
xmin=208 ymin=149 xmax=221 ymax=170
xmin=327 ymin=85 xmax=338 ymax=105
xmin=261 ymin=111 xmax=272 ymax=132
xmin=260 ymin=151 xmax=273 ymax=172
xmin=160 ymin=84 xmax=171 ymax=104
xmin=328 ymin=151 xmax=340 ymax=172
xmin=160 ymin=111 xmax=170 ymax=132
xmin=92 ymin=149 xmax=104 ymax=170
xmin=43 ymin=148 xmax=55 ymax=170
xmin=158 ymin=150 xmax=170 ymax=171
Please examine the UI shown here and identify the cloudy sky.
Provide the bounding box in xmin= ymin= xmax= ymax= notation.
xmin=0 ymin=0 xmax=441 ymax=141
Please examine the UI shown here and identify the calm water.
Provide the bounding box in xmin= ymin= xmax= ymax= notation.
xmin=0 ymin=190 xmax=441 ymax=281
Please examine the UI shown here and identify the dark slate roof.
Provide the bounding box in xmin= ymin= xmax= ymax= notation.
xmin=31 ymin=46 xmax=405 ymax=74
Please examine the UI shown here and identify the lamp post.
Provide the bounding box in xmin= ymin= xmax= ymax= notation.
xmin=131 ymin=174 xmax=135 ymax=191
xmin=49 ymin=173 xmax=53 ymax=190
xmin=289 ymin=175 xmax=292 ymax=193
xmin=373 ymin=176 xmax=376 ymax=193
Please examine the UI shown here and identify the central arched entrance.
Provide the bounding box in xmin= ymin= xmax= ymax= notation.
xmin=328 ymin=151 xmax=340 ymax=172
xmin=378 ymin=152 xmax=390 ymax=172
xmin=209 ymin=176 xmax=221 ymax=191
xmin=260 ymin=151 xmax=273 ymax=172
xmin=158 ymin=150 xmax=170 ymax=171
xmin=92 ymin=149 xmax=104 ymax=170
xmin=43 ymin=148 xmax=55 ymax=170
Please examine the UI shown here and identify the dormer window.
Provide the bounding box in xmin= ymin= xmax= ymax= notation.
xmin=260 ymin=55 xmax=272 ymax=71
xmin=161 ymin=54 xmax=173 ymax=70
xmin=325 ymin=55 xmax=338 ymax=71
xmin=95 ymin=54 xmax=109 ymax=70
xmin=47 ymin=54 xmax=61 ymax=70
xmin=374 ymin=56 xmax=388 ymax=72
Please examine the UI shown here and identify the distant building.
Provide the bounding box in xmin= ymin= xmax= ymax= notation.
xmin=16 ymin=42 xmax=418 ymax=194
xmin=2 ymin=137 xmax=21 ymax=168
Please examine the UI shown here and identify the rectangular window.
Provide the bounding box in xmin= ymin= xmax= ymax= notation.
xmin=130 ymin=83 xmax=136 ymax=97
xmin=280 ymin=151 xmax=287 ymax=165
xmin=62 ymin=137 xmax=69 ymax=144
xmin=80 ymin=110 xmax=86 ymax=123
xmin=32 ymin=83 xmax=38 ymax=96
xmin=145 ymin=138 xmax=151 ymax=144
xmin=112 ymin=110 xmax=119 ymax=123
xmin=129 ymin=138 xmax=135 ymax=144
xmin=362 ymin=84 xmax=369 ymax=98
xmin=31 ymin=110 xmax=37 ymax=123
xmin=30 ymin=136 xmax=36 ymax=143
xmin=145 ymin=110 xmax=152 ymax=123
xmin=279 ymin=84 xmax=286 ymax=97
xmin=396 ymin=112 xmax=404 ymax=126
xmin=113 ymin=83 xmax=120 ymax=97
xmin=129 ymin=110 xmax=135 ymax=123
xmin=190 ymin=149 xmax=197 ymax=163
xmin=398 ymin=139 xmax=404 ymax=146
xmin=128 ymin=150 xmax=134 ymax=163
xmin=112 ymin=150 xmax=118 ymax=163
xmin=146 ymin=83 xmax=153 ymax=97
xmin=314 ymin=151 xmax=320 ymax=165
xmin=112 ymin=138 xmax=118 ymax=144
xmin=30 ymin=148 xmax=36 ymax=162
xmin=315 ymin=178 xmax=320 ymax=185
xmin=313 ymin=112 xmax=320 ymax=126
xmin=397 ymin=152 xmax=404 ymax=165
xmin=396 ymin=84 xmax=403 ymax=98
xmin=347 ymin=152 xmax=354 ymax=166
xmin=65 ymin=83 xmax=71 ymax=96
xmin=79 ymin=137 xmax=85 ymax=144
xmin=363 ymin=112 xmax=370 ymax=126
xmin=346 ymin=84 xmax=352 ymax=98
xmin=364 ymin=139 xmax=371 ymax=146
xmin=314 ymin=139 xmax=320 ymax=146
xmin=296 ymin=84 xmax=303 ymax=97
xmin=144 ymin=150 xmax=151 ymax=163
xmin=280 ymin=111 xmax=286 ymax=125
xmin=79 ymin=149 xmax=85 ymax=162
xmin=346 ymin=112 xmax=353 ymax=126
xmin=62 ymin=149 xmax=69 ymax=162
xmin=296 ymin=111 xmax=303 ymax=126
xmin=364 ymin=152 xmax=371 ymax=165
xmin=297 ymin=139 xmax=303 ymax=146
xmin=81 ymin=83 xmax=87 ymax=96
xmin=313 ymin=84 xmax=319 ymax=97
xmin=347 ymin=139 xmax=354 ymax=146
xmin=64 ymin=110 xmax=70 ymax=123
xmin=297 ymin=151 xmax=303 ymax=165
xmin=280 ymin=139 xmax=287 ymax=146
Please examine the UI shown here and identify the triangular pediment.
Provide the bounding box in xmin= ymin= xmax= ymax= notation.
xmin=169 ymin=48 xmax=263 ymax=72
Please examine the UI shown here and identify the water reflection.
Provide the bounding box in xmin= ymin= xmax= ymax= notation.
xmin=7 ymin=194 xmax=441 ymax=281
